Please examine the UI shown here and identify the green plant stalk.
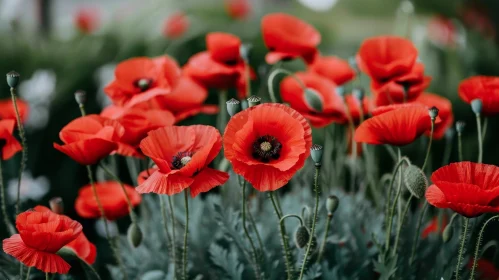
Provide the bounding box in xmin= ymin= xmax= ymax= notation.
xmin=481 ymin=117 xmax=488 ymax=140
xmin=409 ymin=201 xmax=428 ymax=265
xmin=217 ymin=90 xmax=228 ymax=132
xmin=79 ymin=104 xmax=86 ymax=116
xmin=168 ymin=196 xmax=177 ymax=278
xmin=343 ymin=98 xmax=358 ymax=192
xmin=10 ymin=87 xmax=27 ymax=216
xmin=317 ymin=215 xmax=332 ymax=263
xmin=421 ymin=120 xmax=435 ymax=172
xmin=0 ymin=155 xmax=15 ymax=235
xmin=46 ymin=272 xmax=49 ymax=280
xmin=458 ymin=132 xmax=463 ymax=162
xmin=392 ymin=195 xmax=413 ymax=256
xmin=269 ymin=191 xmax=294 ymax=280
xmin=280 ymin=214 xmax=305 ymax=226
xmin=86 ymin=165 xmax=128 ymax=280
xmin=100 ymin=163 xmax=137 ymax=224
xmin=470 ymin=215 xmax=499 ymax=279
xmin=241 ymin=179 xmax=261 ymax=279
xmin=442 ymin=131 xmax=453 ymax=166
xmin=275 ymin=192 xmax=283 ymax=217
xmin=247 ymin=199 xmax=264 ymax=254
xmin=159 ymin=195 xmax=173 ymax=260
xmin=245 ymin=61 xmax=252 ymax=98
xmin=455 ymin=217 xmax=469 ymax=280
xmin=24 ymin=266 xmax=30 ymax=280
xmin=299 ymin=165 xmax=321 ymax=280
xmin=182 ymin=190 xmax=189 ymax=280
xmin=476 ymin=114 xmax=483 ymax=163
xmin=267 ymin=68 xmax=306 ymax=103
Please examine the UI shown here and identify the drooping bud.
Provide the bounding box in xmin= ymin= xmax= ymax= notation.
xmin=428 ymin=106 xmax=439 ymax=120
xmin=240 ymin=43 xmax=252 ymax=62
xmin=294 ymin=226 xmax=310 ymax=248
xmin=247 ymin=95 xmax=261 ymax=107
xmin=352 ymin=87 xmax=365 ymax=101
xmin=310 ymin=144 xmax=323 ymax=166
xmin=49 ymin=197 xmax=64 ymax=214
xmin=403 ymin=165 xmax=428 ymax=199
xmin=455 ymin=121 xmax=466 ymax=134
xmin=127 ymin=223 xmax=143 ymax=248
xmin=442 ymin=223 xmax=453 ymax=243
xmin=74 ymin=90 xmax=87 ymax=106
xmin=304 ymin=88 xmax=323 ymax=112
xmin=226 ymin=98 xmax=241 ymax=117
xmin=471 ymin=99 xmax=483 ymax=115
xmin=6 ymin=71 xmax=20 ymax=88
xmin=326 ymin=195 xmax=339 ymax=215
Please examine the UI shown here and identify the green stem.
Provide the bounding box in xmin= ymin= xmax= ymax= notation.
xmin=299 ymin=165 xmax=321 ymax=280
xmin=86 ymin=165 xmax=128 ymax=280
xmin=470 ymin=215 xmax=499 ymax=280
xmin=11 ymin=87 xmax=27 ymax=216
xmin=217 ymin=90 xmax=228 ymax=132
xmin=392 ymin=195 xmax=413 ymax=256
xmin=317 ymin=215 xmax=332 ymax=263
xmin=79 ymin=104 xmax=86 ymax=116
xmin=0 ymin=155 xmax=15 ymax=235
xmin=159 ymin=195 xmax=172 ymax=258
xmin=246 ymin=198 xmax=264 ymax=254
xmin=280 ymin=214 xmax=304 ymax=226
xmin=481 ymin=117 xmax=488 ymax=141
xmin=45 ymin=272 xmax=48 ymax=280
xmin=168 ymin=196 xmax=177 ymax=278
xmin=421 ymin=120 xmax=434 ymax=172
xmin=458 ymin=132 xmax=464 ymax=162
xmin=24 ymin=267 xmax=30 ymax=280
xmin=442 ymin=131 xmax=453 ymax=166
xmin=182 ymin=190 xmax=189 ymax=280
xmin=245 ymin=61 xmax=252 ymax=98
xmin=267 ymin=68 xmax=306 ymax=103
xmin=455 ymin=217 xmax=469 ymax=280
xmin=274 ymin=192 xmax=283 ymax=217
xmin=242 ymin=180 xmax=261 ymax=279
xmin=269 ymin=191 xmax=294 ymax=280
xmin=409 ymin=201 xmax=428 ymax=265
xmin=476 ymin=114 xmax=483 ymax=163
xmin=100 ymin=163 xmax=137 ymax=224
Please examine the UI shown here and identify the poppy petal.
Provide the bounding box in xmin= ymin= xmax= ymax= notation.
xmin=189 ymin=168 xmax=229 ymax=197
xmin=54 ymin=139 xmax=118 ymax=166
xmin=136 ymin=170 xmax=194 ymax=195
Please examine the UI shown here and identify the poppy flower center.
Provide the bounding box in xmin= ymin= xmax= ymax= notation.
xmin=252 ymin=135 xmax=282 ymax=162
xmin=0 ymin=139 xmax=5 ymax=148
xmin=135 ymin=78 xmax=153 ymax=92
xmin=172 ymin=151 xmax=194 ymax=169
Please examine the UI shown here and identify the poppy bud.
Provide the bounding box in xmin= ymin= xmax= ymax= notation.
xmin=226 ymin=98 xmax=241 ymax=117
xmin=326 ymin=195 xmax=339 ymax=215
xmin=471 ymin=99 xmax=483 ymax=115
xmin=304 ymin=88 xmax=323 ymax=112
xmin=455 ymin=121 xmax=466 ymax=134
xmin=247 ymin=95 xmax=261 ymax=107
xmin=127 ymin=223 xmax=143 ymax=248
xmin=302 ymin=206 xmax=311 ymax=227
xmin=240 ymin=43 xmax=252 ymax=62
xmin=442 ymin=223 xmax=453 ymax=243
xmin=294 ymin=226 xmax=310 ymax=248
xmin=49 ymin=197 xmax=64 ymax=214
xmin=403 ymin=165 xmax=428 ymax=199
xmin=310 ymin=144 xmax=323 ymax=165
xmin=353 ymin=87 xmax=365 ymax=101
xmin=74 ymin=90 xmax=87 ymax=106
xmin=428 ymin=106 xmax=439 ymax=120
xmin=6 ymin=71 xmax=20 ymax=88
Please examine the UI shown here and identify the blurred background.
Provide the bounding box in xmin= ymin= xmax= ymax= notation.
xmin=0 ymin=0 xmax=499 ymax=276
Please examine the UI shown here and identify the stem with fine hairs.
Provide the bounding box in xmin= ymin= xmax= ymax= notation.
xmin=10 ymin=87 xmax=27 ymax=216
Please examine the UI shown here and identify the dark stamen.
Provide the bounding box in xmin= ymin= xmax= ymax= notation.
xmin=252 ymin=135 xmax=282 ymax=162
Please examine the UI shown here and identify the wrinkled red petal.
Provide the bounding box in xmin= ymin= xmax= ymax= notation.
xmin=136 ymin=170 xmax=194 ymax=195
xmin=0 ymin=99 xmax=29 ymax=124
xmin=309 ymin=56 xmax=356 ymax=85
xmin=189 ymin=168 xmax=229 ymax=197
xmin=54 ymin=139 xmax=118 ymax=165
xmin=206 ymin=32 xmax=241 ymax=63
xmin=184 ymin=52 xmax=243 ymax=89
xmin=458 ymin=76 xmax=499 ymax=116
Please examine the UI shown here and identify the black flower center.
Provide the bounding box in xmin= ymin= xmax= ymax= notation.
xmin=172 ymin=151 xmax=194 ymax=169
xmin=224 ymin=59 xmax=239 ymax=66
xmin=0 ymin=139 xmax=5 ymax=149
xmin=252 ymin=135 xmax=282 ymax=162
xmin=134 ymin=78 xmax=153 ymax=92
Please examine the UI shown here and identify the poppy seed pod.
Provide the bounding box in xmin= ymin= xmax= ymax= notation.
xmin=74 ymin=90 xmax=87 ymax=106
xmin=241 ymin=99 xmax=249 ymax=110
xmin=455 ymin=121 xmax=465 ymax=134
xmin=127 ymin=223 xmax=143 ymax=248
xmin=326 ymin=195 xmax=339 ymax=215
xmin=310 ymin=144 xmax=323 ymax=165
xmin=471 ymin=99 xmax=483 ymax=115
xmin=442 ymin=223 xmax=453 ymax=243
xmin=428 ymin=106 xmax=439 ymax=120
xmin=6 ymin=71 xmax=20 ymax=88
xmin=226 ymin=98 xmax=241 ymax=117
xmin=49 ymin=197 xmax=64 ymax=214
xmin=294 ymin=226 xmax=310 ymax=248
xmin=403 ymin=165 xmax=428 ymax=199
xmin=247 ymin=95 xmax=261 ymax=107
xmin=353 ymin=87 xmax=365 ymax=101
xmin=304 ymin=88 xmax=323 ymax=112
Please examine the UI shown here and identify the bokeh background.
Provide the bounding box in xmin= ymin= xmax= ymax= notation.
xmin=1 ymin=0 xmax=499 ymax=277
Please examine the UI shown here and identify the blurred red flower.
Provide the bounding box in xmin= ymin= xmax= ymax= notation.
xmin=309 ymin=56 xmax=356 ymax=86
xmin=337 ymin=94 xmax=372 ymax=125
xmin=224 ymin=103 xmax=312 ymax=191
xmin=2 ymin=210 xmax=82 ymax=273
xmin=163 ymin=12 xmax=189 ymax=38
xmin=458 ymin=76 xmax=499 ymax=116
xmin=0 ymin=120 xmax=22 ymax=160
xmin=427 ymin=16 xmax=458 ymax=48
xmin=137 ymin=167 xmax=159 ymax=185
xmin=75 ymin=8 xmax=99 ymax=34
xmin=138 ymin=125 xmax=229 ymax=197
xmin=354 ymin=106 xmax=432 ymax=146
xmin=75 ymin=181 xmax=141 ymax=220
xmin=0 ymin=99 xmax=29 ymax=125
xmin=467 ymin=259 xmax=499 ymax=280
xmin=426 ymin=162 xmax=499 ymax=217
xmin=421 ymin=215 xmax=448 ymax=239
xmin=414 ymin=93 xmax=453 ymax=140
xmin=225 ymin=0 xmax=251 ymax=20
xmin=262 ymin=13 xmax=321 ymax=65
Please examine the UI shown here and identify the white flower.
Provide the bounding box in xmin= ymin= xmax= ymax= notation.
xmin=94 ymin=64 xmax=115 ymax=108
xmin=297 ymin=0 xmax=339 ymax=12
xmin=7 ymin=171 xmax=50 ymax=203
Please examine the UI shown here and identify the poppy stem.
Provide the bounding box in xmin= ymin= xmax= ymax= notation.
xmin=217 ymin=90 xmax=228 ymax=131
xmin=168 ymin=196 xmax=177 ymax=278
xmin=455 ymin=217 xmax=469 ymax=280
xmin=317 ymin=214 xmax=333 ymax=263
xmin=267 ymin=68 xmax=306 ymax=103
xmin=280 ymin=214 xmax=304 ymax=226
xmin=182 ymin=190 xmax=189 ymax=280
xmin=245 ymin=61 xmax=252 ymax=98
xmin=470 ymin=215 xmax=499 ymax=279
xmin=159 ymin=195 xmax=173 ymax=263
xmin=241 ymin=179 xmax=262 ymax=279
xmin=421 ymin=120 xmax=435 ymax=172
xmin=442 ymin=131 xmax=453 ymax=166
xmin=409 ymin=201 xmax=428 ymax=265
xmin=247 ymin=202 xmax=264 ymax=253
xmin=79 ymin=104 xmax=86 ymax=116
xmin=45 ymin=272 xmax=49 ymax=280
xmin=481 ymin=117 xmax=488 ymax=141
xmin=85 ymin=165 xmax=128 ymax=280
xmin=24 ymin=266 xmax=30 ymax=280
xmin=457 ymin=131 xmax=464 ymax=162
xmin=0 ymin=155 xmax=15 ymax=235
xmin=476 ymin=114 xmax=483 ymax=163
xmin=298 ymin=164 xmax=321 ymax=280
xmin=269 ymin=191 xmax=295 ymax=279
xmin=10 ymin=86 xmax=27 ymax=216
xmin=392 ymin=195 xmax=413 ymax=256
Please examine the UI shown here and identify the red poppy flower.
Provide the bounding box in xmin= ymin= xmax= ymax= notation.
xmin=0 ymin=99 xmax=29 ymax=125
xmin=105 ymin=56 xmax=180 ymax=107
xmin=206 ymin=32 xmax=242 ymax=64
xmin=137 ymin=167 xmax=159 ymax=185
xmin=225 ymin=0 xmax=251 ymax=20
xmin=262 ymin=13 xmax=321 ymax=65
xmin=467 ymin=259 xmax=499 ymax=280
xmin=138 ymin=125 xmax=229 ymax=197
xmin=75 ymin=181 xmax=142 ymax=220
xmin=308 ymin=56 xmax=356 ymax=86
xmin=2 ymin=210 xmax=82 ymax=273
xmin=75 ymin=7 xmax=99 ymax=34
xmin=163 ymin=12 xmax=189 ymax=38
xmin=458 ymin=76 xmax=499 ymax=116
xmin=224 ymin=103 xmax=312 ymax=191
xmin=280 ymin=72 xmax=345 ymax=128
xmin=357 ymin=36 xmax=418 ymax=81
xmin=33 ymin=206 xmax=96 ymax=264
xmin=0 ymin=120 xmax=22 ymax=160
xmin=421 ymin=215 xmax=448 ymax=239
xmin=354 ymin=106 xmax=432 ymax=146
xmin=426 ymin=162 xmax=499 ymax=217
xmin=414 ymin=93 xmax=453 ymax=140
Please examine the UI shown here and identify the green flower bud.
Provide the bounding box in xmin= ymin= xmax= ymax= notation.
xmin=74 ymin=90 xmax=87 ymax=106
xmin=226 ymin=98 xmax=241 ymax=117
xmin=6 ymin=71 xmax=20 ymax=88
xmin=304 ymin=88 xmax=323 ymax=112
xmin=310 ymin=144 xmax=323 ymax=165
xmin=49 ymin=197 xmax=64 ymax=214
xmin=127 ymin=223 xmax=143 ymax=248
xmin=326 ymin=195 xmax=339 ymax=215
xmin=403 ymin=165 xmax=428 ymax=199
xmin=442 ymin=223 xmax=453 ymax=243
xmin=294 ymin=226 xmax=310 ymax=248
xmin=247 ymin=95 xmax=261 ymax=107
xmin=471 ymin=99 xmax=483 ymax=115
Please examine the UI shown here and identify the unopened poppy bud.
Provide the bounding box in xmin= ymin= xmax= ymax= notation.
xmin=226 ymin=98 xmax=241 ymax=117
xmin=304 ymin=88 xmax=323 ymax=112
xmin=455 ymin=121 xmax=466 ymax=134
xmin=353 ymin=87 xmax=365 ymax=101
xmin=403 ymin=165 xmax=428 ymax=199
xmin=471 ymin=99 xmax=483 ymax=115
xmin=74 ymin=90 xmax=87 ymax=106
xmin=442 ymin=223 xmax=453 ymax=243
xmin=240 ymin=44 xmax=252 ymax=62
xmin=6 ymin=71 xmax=20 ymax=88
xmin=247 ymin=95 xmax=261 ymax=107
xmin=49 ymin=197 xmax=64 ymax=214
xmin=326 ymin=195 xmax=339 ymax=215
xmin=127 ymin=223 xmax=143 ymax=248
xmin=294 ymin=226 xmax=310 ymax=248
xmin=310 ymin=144 xmax=323 ymax=165
xmin=428 ymin=106 xmax=439 ymax=120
